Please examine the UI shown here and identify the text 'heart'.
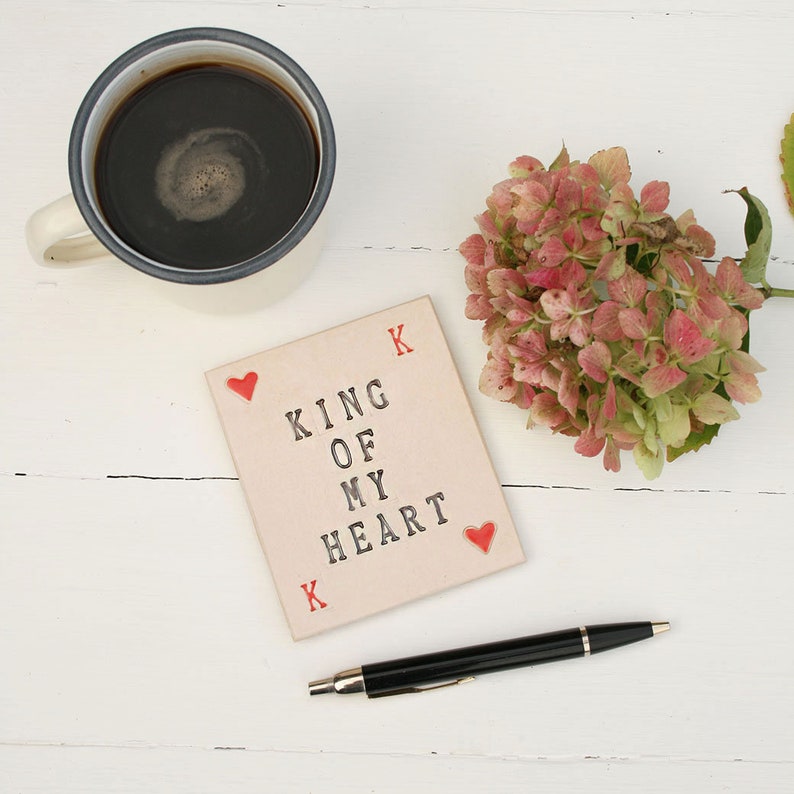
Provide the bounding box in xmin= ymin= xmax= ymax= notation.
xmin=226 ymin=371 xmax=258 ymax=402
xmin=463 ymin=521 xmax=496 ymax=554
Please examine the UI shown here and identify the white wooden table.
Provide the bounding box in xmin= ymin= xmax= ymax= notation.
xmin=2 ymin=2 xmax=793 ymax=791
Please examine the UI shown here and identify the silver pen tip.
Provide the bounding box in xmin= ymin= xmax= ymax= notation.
xmin=652 ymin=621 xmax=671 ymax=635
xmin=308 ymin=677 xmax=336 ymax=696
xmin=307 ymin=667 xmax=365 ymax=696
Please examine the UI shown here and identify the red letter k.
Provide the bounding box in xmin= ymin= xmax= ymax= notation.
xmin=300 ymin=580 xmax=328 ymax=612
xmin=387 ymin=324 xmax=414 ymax=356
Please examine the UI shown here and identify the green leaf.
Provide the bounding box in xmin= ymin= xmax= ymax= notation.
xmin=724 ymin=187 xmax=772 ymax=285
xmin=739 ymin=307 xmax=751 ymax=353
xmin=549 ymin=144 xmax=570 ymax=171
xmin=666 ymin=421 xmax=721 ymax=462
xmin=691 ymin=393 xmax=739 ymax=425
xmin=658 ymin=404 xmax=692 ymax=448
xmin=633 ymin=441 xmax=665 ymax=480
xmin=634 ymin=251 xmax=657 ymax=276
xmin=781 ymin=112 xmax=794 ymax=217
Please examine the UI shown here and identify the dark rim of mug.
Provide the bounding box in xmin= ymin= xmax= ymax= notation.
xmin=68 ymin=27 xmax=336 ymax=285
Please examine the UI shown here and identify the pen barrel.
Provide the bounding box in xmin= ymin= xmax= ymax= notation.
xmin=361 ymin=627 xmax=584 ymax=697
xmin=360 ymin=622 xmax=657 ymax=697
xmin=586 ymin=621 xmax=655 ymax=654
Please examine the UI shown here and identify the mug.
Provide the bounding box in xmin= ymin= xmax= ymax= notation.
xmin=26 ymin=28 xmax=336 ymax=311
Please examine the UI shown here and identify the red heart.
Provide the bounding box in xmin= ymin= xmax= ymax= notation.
xmin=463 ymin=521 xmax=497 ymax=554
xmin=226 ymin=371 xmax=258 ymax=402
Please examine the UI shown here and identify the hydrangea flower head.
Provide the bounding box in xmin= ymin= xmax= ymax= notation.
xmin=460 ymin=146 xmax=766 ymax=479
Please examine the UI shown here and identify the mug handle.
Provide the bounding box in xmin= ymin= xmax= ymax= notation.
xmin=26 ymin=194 xmax=109 ymax=266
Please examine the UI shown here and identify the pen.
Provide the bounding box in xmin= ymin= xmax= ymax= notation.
xmin=308 ymin=620 xmax=669 ymax=697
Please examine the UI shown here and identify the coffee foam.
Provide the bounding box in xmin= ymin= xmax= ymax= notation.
xmin=154 ymin=127 xmax=261 ymax=222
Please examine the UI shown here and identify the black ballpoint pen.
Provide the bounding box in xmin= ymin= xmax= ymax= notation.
xmin=308 ymin=620 xmax=669 ymax=697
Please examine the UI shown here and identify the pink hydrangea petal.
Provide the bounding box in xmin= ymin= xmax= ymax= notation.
xmin=640 ymin=180 xmax=670 ymax=213
xmin=574 ymin=426 xmax=606 ymax=457
xmin=644 ymin=290 xmax=666 ymax=319
xmin=479 ymin=357 xmax=517 ymax=402
xmin=555 ymin=177 xmax=583 ymax=216
xmin=509 ymin=331 xmax=548 ymax=384
xmin=618 ymin=307 xmax=650 ymax=340
xmin=716 ymin=311 xmax=748 ymax=350
xmin=715 ymin=256 xmax=744 ymax=295
xmin=561 ymin=223 xmax=580 ymax=250
xmin=505 ymin=288 xmax=537 ymax=315
xmin=459 ymin=234 xmax=486 ymax=267
xmin=580 ymin=215 xmax=608 ymax=241
xmin=527 ymin=262 xmax=583 ymax=291
xmin=664 ymin=309 xmax=716 ymax=364
xmin=578 ymin=341 xmax=612 ymax=383
xmin=602 ymin=436 xmax=622 ymax=472
xmin=607 ymin=266 xmax=647 ymax=307
xmin=738 ymin=285 xmax=765 ymax=310
xmin=692 ymin=295 xmax=730 ymax=324
xmin=660 ymin=251 xmax=690 ymax=285
xmin=539 ymin=287 xmax=573 ymax=320
xmin=465 ymin=293 xmax=492 ymax=320
xmin=512 ymin=328 xmax=547 ymax=355
xmin=483 ymin=239 xmax=498 ymax=269
xmin=725 ymin=372 xmax=762 ymax=404
xmin=511 ymin=360 xmax=546 ymax=385
xmin=558 ymin=367 xmax=580 ymax=416
xmin=688 ymin=260 xmax=730 ymax=320
xmin=530 ymin=392 xmax=568 ymax=428
xmin=588 ymin=147 xmax=631 ymax=190
xmin=536 ymin=236 xmax=568 ymax=268
xmin=578 ymin=237 xmax=613 ymax=263
xmin=527 ymin=267 xmax=563 ymax=289
xmin=608 ymin=422 xmax=641 ymax=446
xmin=593 ymin=249 xmax=627 ymax=281
xmin=641 ymin=365 xmax=687 ymax=398
xmin=727 ymin=350 xmax=766 ymax=375
xmin=601 ymin=184 xmax=637 ymax=237
xmin=648 ymin=341 xmax=668 ymax=367
xmin=482 ymin=313 xmax=504 ymax=344
xmin=513 ymin=383 xmax=536 ymax=411
xmin=604 ymin=379 xmax=617 ymax=419
xmin=475 ymin=211 xmax=500 ymax=242
xmin=488 ymin=177 xmax=522 ymax=216
xmin=549 ymin=318 xmax=571 ymax=341
xmin=508 ymin=155 xmax=545 ymax=177
xmin=511 ymin=180 xmax=550 ymax=223
xmin=585 ymin=392 xmax=601 ymax=426
xmin=570 ymin=162 xmax=601 ymax=187
xmin=487 ymin=267 xmax=526 ymax=297
xmin=592 ymin=300 xmax=624 ymax=342
xmin=681 ymin=223 xmax=715 ymax=258
xmin=559 ymin=260 xmax=588 ymax=288
xmin=535 ymin=207 xmax=565 ymax=237
xmin=568 ymin=316 xmax=592 ymax=347
xmin=715 ymin=257 xmax=765 ymax=309
xmin=541 ymin=365 xmax=561 ymax=391
xmin=464 ymin=262 xmax=484 ymax=294
xmin=583 ymin=183 xmax=609 ymax=212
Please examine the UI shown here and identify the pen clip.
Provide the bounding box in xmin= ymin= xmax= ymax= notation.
xmin=369 ymin=676 xmax=476 ymax=698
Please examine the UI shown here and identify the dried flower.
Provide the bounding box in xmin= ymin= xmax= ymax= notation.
xmin=460 ymin=146 xmax=767 ymax=479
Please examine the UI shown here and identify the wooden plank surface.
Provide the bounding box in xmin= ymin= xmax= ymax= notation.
xmin=2 ymin=1 xmax=794 ymax=791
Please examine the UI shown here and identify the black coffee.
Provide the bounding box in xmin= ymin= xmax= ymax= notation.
xmin=95 ymin=63 xmax=319 ymax=270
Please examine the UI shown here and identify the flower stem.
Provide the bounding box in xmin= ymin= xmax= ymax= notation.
xmin=762 ymin=284 xmax=794 ymax=299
